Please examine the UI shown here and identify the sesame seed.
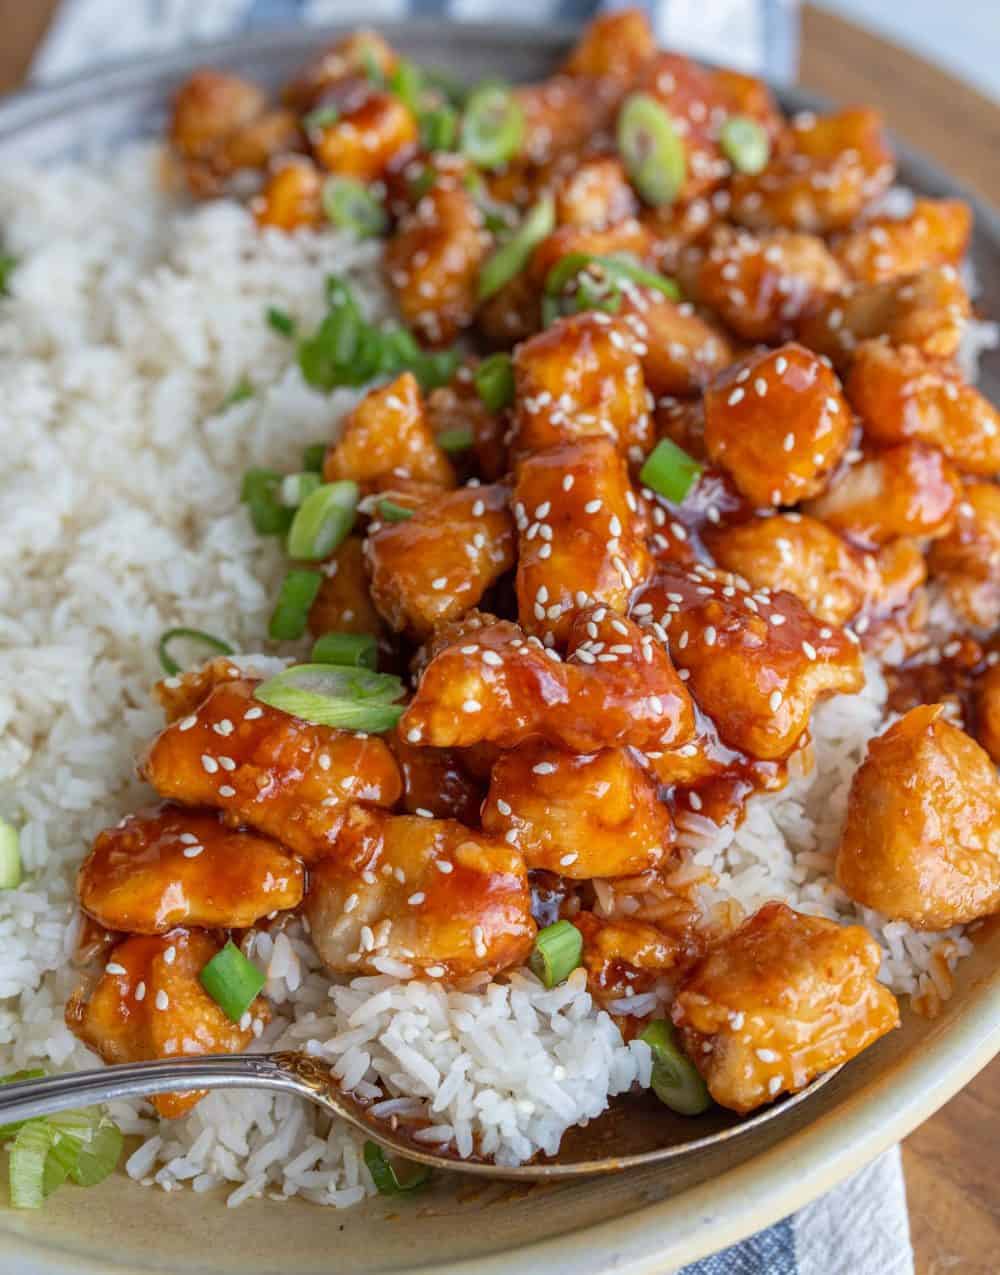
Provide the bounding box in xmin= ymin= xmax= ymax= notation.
xmin=769 ymin=613 xmax=786 ymax=626
xmin=584 ymin=499 xmax=603 ymax=514
xmin=426 ymin=965 xmax=446 ymax=978
xmin=754 ymin=377 xmax=768 ymax=397
xmin=560 ymin=853 xmax=579 ymax=866
xmin=218 ymin=755 xmax=236 ymax=771
xmin=728 ymin=388 xmax=745 ymax=406
xmin=562 ymin=475 xmax=575 ymax=492
xmin=408 ymin=892 xmax=426 ymax=906
xmin=105 ymin=963 xmax=126 ymax=976
xmin=436 ymin=860 xmax=454 ymax=874
xmin=163 ymin=945 xmax=176 ymax=965
xmin=406 ymin=728 xmax=422 ymax=743
xmin=783 ymin=432 xmax=795 ymax=452
xmin=472 ymin=499 xmax=485 ymax=517
xmin=218 ymin=785 xmax=236 ymax=798
xmin=135 ymin=981 xmax=146 ymax=1001
xmin=183 ymin=845 xmax=204 ymax=858
xmin=462 ymin=699 xmax=481 ymax=713
xmin=155 ymin=990 xmax=169 ymax=1011
xmin=704 ymin=626 xmax=717 ymax=647
xmin=533 ymin=761 xmax=557 ymax=775
xmin=431 ymin=576 xmax=447 ymax=590
xmin=178 ymin=715 xmax=198 ymax=732
xmin=775 ymin=355 xmax=788 ymax=374
xmin=769 ymin=690 xmax=783 ymax=711
xmin=802 ymin=641 xmax=817 ymax=660
xmin=688 ymin=792 xmax=702 ymax=811
xmin=244 ymin=706 xmax=263 ymax=720
xmin=768 ymin=1076 xmax=783 ymax=1095
xmin=414 ymin=807 xmax=434 ymax=819
xmin=200 ymin=754 xmax=218 ymax=774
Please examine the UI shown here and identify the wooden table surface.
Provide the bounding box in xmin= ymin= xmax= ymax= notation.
xmin=0 ymin=2 xmax=997 ymax=1271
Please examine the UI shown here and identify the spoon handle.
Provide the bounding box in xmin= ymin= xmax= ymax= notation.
xmin=0 ymin=1054 xmax=301 ymax=1125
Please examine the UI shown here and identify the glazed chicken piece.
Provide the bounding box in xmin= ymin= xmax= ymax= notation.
xmin=365 ymin=482 xmax=515 ymax=637
xmin=78 ymin=805 xmax=304 ymax=934
xmin=385 ymin=183 xmax=490 ymax=346
xmin=282 ymin=29 xmax=399 ymax=113
xmin=304 ymin=808 xmax=535 ymax=981
xmin=427 ymin=367 xmax=508 ymax=482
xmin=513 ymin=78 xmax=615 ymax=167
xmin=389 ymin=731 xmax=485 ymax=825
xmin=401 ymin=607 xmax=696 ymax=754
xmin=703 ymin=343 xmax=852 ymax=508
xmin=253 ymin=156 xmax=324 ymax=230
xmin=975 ymin=664 xmax=1000 ymax=765
xmin=927 ymin=483 xmax=1000 ymax=630
xmin=153 ymin=656 xmax=246 ymax=723
xmin=798 ymin=266 xmax=971 ymax=370
xmin=141 ymin=676 xmax=402 ymax=863
xmin=514 ymin=438 xmax=651 ymax=643
xmin=66 ymin=930 xmax=266 ymax=1118
xmin=322 ymin=373 xmax=455 ymax=493
xmin=681 ymin=226 xmax=846 ymax=344
xmin=616 ymin=291 xmax=733 ymax=399
xmin=712 ymin=68 xmax=785 ymax=143
xmin=510 ymin=313 xmax=651 ymax=459
xmin=833 ymin=199 xmax=972 ymax=283
xmin=672 ymin=902 xmax=899 ymax=1114
xmin=553 ymin=156 xmax=639 ymax=229
xmin=633 ymin=563 xmax=864 ymax=761
xmin=730 ymin=108 xmax=894 ymax=234
xmin=805 ymin=442 xmax=961 ymax=547
xmin=643 ymin=196 xmax=721 ymax=274
xmin=561 ymin=7 xmax=656 ymax=88
xmin=575 ymin=911 xmax=694 ymax=1005
xmin=308 ymin=535 xmax=383 ymax=640
xmin=528 ymin=220 xmax=657 ymax=291
xmin=705 ymin=513 xmax=867 ymax=627
xmin=836 ymin=705 xmax=1000 ymax=929
xmin=481 ymin=744 xmax=673 ymax=878
xmin=846 ymin=342 xmax=1000 ymax=478
xmin=309 ymin=90 xmax=418 ymax=182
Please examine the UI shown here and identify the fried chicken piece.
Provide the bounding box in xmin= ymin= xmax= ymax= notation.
xmin=846 ymin=342 xmax=1000 ymax=478
xmin=633 ymin=563 xmax=864 ymax=760
xmin=365 ymin=482 xmax=515 ymax=637
xmin=322 ymin=372 xmax=455 ymax=493
xmin=927 ymin=483 xmax=1000 ymax=630
xmin=553 ymin=156 xmax=639 ymax=229
xmin=308 ymin=535 xmax=383 ymax=639
xmin=672 ymin=902 xmax=899 ymax=1114
xmin=401 ymin=607 xmax=696 ymax=754
xmin=511 ymin=313 xmax=651 ymax=459
xmin=528 ymin=220 xmax=657 ymax=290
xmin=705 ymin=513 xmax=867 ymax=626
xmin=975 ymin=664 xmax=1000 ymax=765
xmin=482 ymin=744 xmax=672 ymax=878
xmin=805 ymin=442 xmax=961 ymax=547
xmin=561 ymin=8 xmax=656 ymax=88
xmin=253 ymin=156 xmax=324 ymax=230
xmin=304 ymin=808 xmax=535 ymax=981
xmin=575 ymin=910 xmax=692 ymax=1004
xmin=514 ymin=438 xmax=651 ymax=643
xmin=141 ymin=676 xmax=402 ymax=863
xmin=282 ymin=30 xmax=398 ymax=113
xmin=617 ymin=291 xmax=733 ymax=398
xmin=730 ymin=108 xmax=894 ymax=234
xmin=703 ymin=343 xmax=852 ymax=508
xmin=513 ymin=78 xmax=615 ymax=167
xmin=310 ymin=90 xmax=417 ymax=182
xmin=385 ymin=183 xmax=490 ymax=346
xmin=388 ymin=731 xmax=485 ymax=825
xmin=834 ymin=199 xmax=972 ymax=283
xmin=78 ymin=805 xmax=303 ymax=935
xmin=836 ymin=705 xmax=1000 ymax=928
xmin=798 ymin=266 xmax=971 ymax=370
xmin=66 ymin=930 xmax=266 ymax=1118
xmin=153 ymin=656 xmax=245 ymax=723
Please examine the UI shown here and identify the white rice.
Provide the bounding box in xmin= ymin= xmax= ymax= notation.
xmin=0 ymin=146 xmax=979 ymax=1206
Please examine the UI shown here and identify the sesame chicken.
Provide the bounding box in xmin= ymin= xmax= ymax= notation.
xmin=553 ymin=156 xmax=639 ymax=229
xmin=78 ymin=805 xmax=304 ymax=934
xmin=309 ymin=90 xmax=418 ymax=182
xmin=672 ymin=902 xmax=899 ymax=1114
xmin=575 ymin=911 xmax=695 ymax=1005
xmin=514 ymin=438 xmax=651 ymax=643
xmin=304 ymin=808 xmax=535 ymax=980
xmin=141 ymin=676 xmax=402 ymax=863
xmin=927 ymin=483 xmax=1000 ymax=630
xmin=833 ymin=199 xmax=972 ymax=283
xmin=561 ymin=8 xmax=656 ymax=88
xmin=253 ymin=156 xmax=324 ymax=230
xmin=482 ymin=744 xmax=673 ymax=878
xmin=632 ymin=53 xmax=731 ymax=204
xmin=836 ymin=706 xmax=1000 ymax=929
xmin=66 ymin=930 xmax=267 ymax=1118
xmin=308 ymin=535 xmax=384 ymax=640
xmin=389 ymin=730 xmax=486 ymax=825
xmin=513 ymin=78 xmax=615 ymax=167
xmin=281 ymin=30 xmax=399 ymax=112
xmin=617 ymin=289 xmax=733 ymax=398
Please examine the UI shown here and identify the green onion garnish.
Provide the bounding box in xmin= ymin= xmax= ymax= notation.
xmin=544 ymin=252 xmax=681 ymax=303
xmin=529 ymin=920 xmax=583 ymax=989
xmin=639 ymin=1020 xmax=712 ymax=1116
xmin=268 ymin=570 xmax=323 ymax=641
xmin=304 ymin=104 xmax=339 ymax=132
xmin=68 ymin=1116 xmax=124 ymax=1187
xmin=266 ymin=306 xmax=296 ymax=337
xmin=363 ymin=1140 xmax=430 ymax=1195
xmin=377 ymin=498 xmax=415 ymax=523
xmin=254 ymin=663 xmax=405 ymax=731
xmin=477 ymin=193 xmax=555 ymax=301
xmin=361 ymin=45 xmax=387 ymax=89
xmin=286 ymin=480 xmax=359 ymax=561
xmin=280 ymin=471 xmax=322 ymax=508
xmin=473 ymin=352 xmax=514 ymax=412
xmin=617 ymin=93 xmax=687 ymax=208
xmin=221 ymin=377 xmax=254 ymax=409
xmin=199 ymin=940 xmax=265 ymax=1023
xmin=420 ymin=104 xmax=458 ymax=153
xmin=3 ymin=1103 xmax=123 ymax=1208
xmin=241 ymin=467 xmax=295 ymax=536
xmin=460 ymin=83 xmax=524 ymax=168
xmin=321 ymin=176 xmax=388 ymax=239
xmin=639 ymin=438 xmax=704 ymax=505
xmin=0 ymin=254 xmax=17 ymax=297
xmin=10 ymin=1119 xmax=52 ymax=1209
xmin=158 ymin=628 xmax=235 ymax=676
xmin=311 ymin=632 xmax=378 ymax=669
xmin=302 ymin=442 xmax=327 ymax=473
xmin=436 ymin=427 xmax=474 ymax=454
xmin=0 ymin=818 xmax=22 ymax=891
xmin=388 ymin=58 xmax=424 ymax=114
xmin=719 ymin=115 xmax=771 ymax=175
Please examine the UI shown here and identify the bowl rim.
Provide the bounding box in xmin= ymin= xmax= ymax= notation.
xmin=0 ymin=20 xmax=998 ymax=1274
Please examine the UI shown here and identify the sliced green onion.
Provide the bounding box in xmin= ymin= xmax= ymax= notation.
xmin=408 ymin=164 xmax=437 ymax=201
xmin=477 ymin=193 xmax=555 ymax=301
xmin=618 ymin=93 xmax=686 ymax=208
xmin=0 ymin=818 xmax=22 ymax=891
xmin=266 ymin=306 xmax=296 ymax=337
xmin=544 ymin=252 xmax=680 ymax=302
xmin=9 ymin=1120 xmax=52 ymax=1209
xmin=221 ymin=377 xmax=254 ymax=409
xmin=38 ymin=1110 xmax=95 ymax=1198
xmin=241 ymin=467 xmax=294 ymax=536
xmin=639 ymin=1020 xmax=712 ymax=1116
xmin=268 ymin=570 xmax=323 ymax=641
xmin=0 ymin=253 xmax=18 ymax=297
xmin=311 ymin=632 xmax=378 ymax=669
xmin=436 ymin=427 xmax=474 ymax=454
xmin=460 ymin=83 xmax=524 ymax=168
xmin=158 ymin=628 xmax=235 ymax=677
xmin=639 ymin=438 xmax=704 ymax=505
xmin=377 ymin=498 xmax=415 ymax=523
xmin=424 ymin=67 xmax=468 ymax=109
xmin=280 ymin=471 xmax=322 ymax=509
xmin=303 ymin=104 xmax=339 ymax=132
xmin=388 ymin=58 xmax=424 ymax=114
xmin=322 ymin=176 xmax=388 ymax=239
xmin=529 ymin=920 xmax=583 ymax=989
xmin=199 ymin=940 xmax=265 ymax=1023
xmin=69 ymin=1117 xmax=123 ymax=1187
xmin=409 ymin=347 xmax=462 ymax=392
xmin=254 ymin=663 xmax=405 ymax=731
xmin=302 ymin=442 xmax=327 ymax=473
xmin=473 ymin=352 xmax=514 ymax=412
xmin=420 ymin=104 xmax=458 ymax=153
xmin=363 ymin=1140 xmax=430 ymax=1195
xmin=286 ymin=480 xmax=359 ymax=561
xmin=361 ymin=46 xmax=387 ymax=89
xmin=720 ymin=115 xmax=770 ymax=175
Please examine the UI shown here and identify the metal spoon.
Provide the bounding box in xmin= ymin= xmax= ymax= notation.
xmin=0 ymin=1051 xmax=839 ymax=1179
